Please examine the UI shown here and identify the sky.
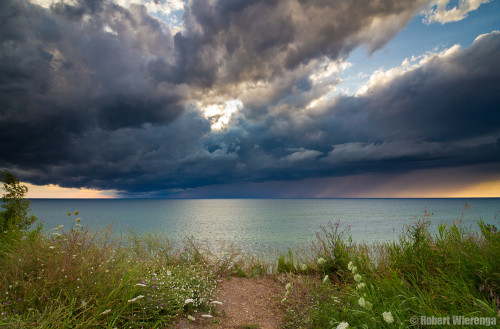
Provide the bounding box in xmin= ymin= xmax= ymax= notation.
xmin=1 ymin=0 xmax=500 ymax=198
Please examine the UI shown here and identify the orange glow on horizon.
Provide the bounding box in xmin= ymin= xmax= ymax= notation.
xmin=24 ymin=183 xmax=117 ymax=199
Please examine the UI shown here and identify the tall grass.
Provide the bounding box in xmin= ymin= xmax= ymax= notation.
xmin=0 ymin=215 xmax=217 ymax=328
xmin=0 ymin=209 xmax=498 ymax=328
xmin=280 ymin=213 xmax=500 ymax=328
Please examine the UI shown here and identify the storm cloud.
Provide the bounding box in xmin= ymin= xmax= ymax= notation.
xmin=1 ymin=0 xmax=499 ymax=196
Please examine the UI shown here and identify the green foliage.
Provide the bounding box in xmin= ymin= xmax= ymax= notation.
xmin=0 ymin=171 xmax=37 ymax=233
xmin=278 ymin=249 xmax=297 ymax=273
xmin=0 ymin=218 xmax=217 ymax=328
xmin=283 ymin=212 xmax=500 ymax=329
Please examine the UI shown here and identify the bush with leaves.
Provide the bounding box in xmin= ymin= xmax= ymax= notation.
xmin=0 ymin=171 xmax=37 ymax=233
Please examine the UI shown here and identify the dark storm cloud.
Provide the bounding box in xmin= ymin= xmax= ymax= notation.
xmin=167 ymin=0 xmax=427 ymax=89
xmin=1 ymin=0 xmax=499 ymax=196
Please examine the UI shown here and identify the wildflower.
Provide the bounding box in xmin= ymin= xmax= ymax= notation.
xmin=210 ymin=301 xmax=223 ymax=305
xmin=301 ymin=264 xmax=307 ymax=271
xmin=53 ymin=225 xmax=64 ymax=230
xmin=81 ymin=300 xmax=87 ymax=307
xmin=347 ymin=261 xmax=353 ymax=271
xmin=1 ymin=313 xmax=5 ymax=316
xmin=382 ymin=311 xmax=394 ymax=323
xmin=323 ymin=275 xmax=329 ymax=283
xmin=184 ymin=298 xmax=194 ymax=305
xmin=22 ymin=236 xmax=27 ymax=240
xmin=356 ymin=282 xmax=365 ymax=290
xmin=351 ymin=266 xmax=358 ymax=274
xmin=285 ymin=283 xmax=292 ymax=291
xmin=364 ymin=301 xmax=373 ymax=310
xmin=49 ymin=246 xmax=55 ymax=249
xmin=358 ymin=297 xmax=366 ymax=308
xmin=317 ymin=258 xmax=326 ymax=265
xmin=101 ymin=309 xmax=111 ymax=315
xmin=353 ymin=274 xmax=362 ymax=282
xmin=127 ymin=295 xmax=144 ymax=303
xmin=201 ymin=314 xmax=213 ymax=318
xmin=75 ymin=218 xmax=81 ymax=223
xmin=336 ymin=322 xmax=349 ymax=329
xmin=187 ymin=315 xmax=195 ymax=321
xmin=75 ymin=211 xmax=79 ymax=216
xmin=52 ymin=233 xmax=61 ymax=237
xmin=135 ymin=283 xmax=146 ymax=287
xmin=167 ymin=270 xmax=172 ymax=276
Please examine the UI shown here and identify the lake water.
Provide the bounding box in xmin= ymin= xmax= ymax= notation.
xmin=29 ymin=198 xmax=500 ymax=253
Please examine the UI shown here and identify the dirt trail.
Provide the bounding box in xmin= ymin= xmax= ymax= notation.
xmin=174 ymin=277 xmax=285 ymax=329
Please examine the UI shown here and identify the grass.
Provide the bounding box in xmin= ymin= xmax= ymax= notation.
xmin=0 ymin=208 xmax=498 ymax=328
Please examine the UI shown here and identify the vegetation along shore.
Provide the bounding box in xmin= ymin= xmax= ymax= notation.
xmin=1 ymin=172 xmax=498 ymax=328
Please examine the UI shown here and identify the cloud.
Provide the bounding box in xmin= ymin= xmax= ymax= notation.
xmin=1 ymin=0 xmax=499 ymax=196
xmin=423 ymin=0 xmax=490 ymax=24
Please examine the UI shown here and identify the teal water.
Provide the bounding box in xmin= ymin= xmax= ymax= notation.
xmin=30 ymin=198 xmax=500 ymax=253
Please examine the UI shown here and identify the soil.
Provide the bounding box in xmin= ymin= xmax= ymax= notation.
xmin=173 ymin=277 xmax=285 ymax=329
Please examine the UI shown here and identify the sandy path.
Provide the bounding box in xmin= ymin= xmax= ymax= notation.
xmin=174 ymin=277 xmax=285 ymax=329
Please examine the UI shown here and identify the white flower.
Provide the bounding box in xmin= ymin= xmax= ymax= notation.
xmin=166 ymin=270 xmax=172 ymax=276
xmin=135 ymin=283 xmax=146 ymax=287
xmin=285 ymin=283 xmax=292 ymax=291
xmin=356 ymin=282 xmax=366 ymax=289
xmin=347 ymin=261 xmax=353 ymax=271
xmin=353 ymin=274 xmax=362 ymax=282
xmin=127 ymin=295 xmax=144 ymax=303
xmin=210 ymin=301 xmax=223 ymax=305
xmin=49 ymin=246 xmax=55 ymax=249
xmin=81 ymin=300 xmax=87 ymax=307
xmin=100 ymin=309 xmax=111 ymax=315
xmin=323 ymin=275 xmax=329 ymax=283
xmin=364 ymin=301 xmax=373 ymax=310
xmin=301 ymin=264 xmax=307 ymax=271
xmin=336 ymin=321 xmax=349 ymax=329
xmin=358 ymin=297 xmax=366 ymax=307
xmin=317 ymin=258 xmax=326 ymax=265
xmin=351 ymin=266 xmax=358 ymax=274
xmin=201 ymin=314 xmax=212 ymax=318
xmin=382 ymin=311 xmax=394 ymax=323
xmin=187 ymin=315 xmax=195 ymax=321
xmin=184 ymin=298 xmax=194 ymax=305
xmin=53 ymin=225 xmax=64 ymax=231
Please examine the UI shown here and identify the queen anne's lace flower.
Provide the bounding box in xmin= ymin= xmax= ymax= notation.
xmin=382 ymin=311 xmax=394 ymax=323
xmin=336 ymin=321 xmax=349 ymax=329
xmin=317 ymin=257 xmax=326 ymax=265
xmin=353 ymin=274 xmax=362 ymax=282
